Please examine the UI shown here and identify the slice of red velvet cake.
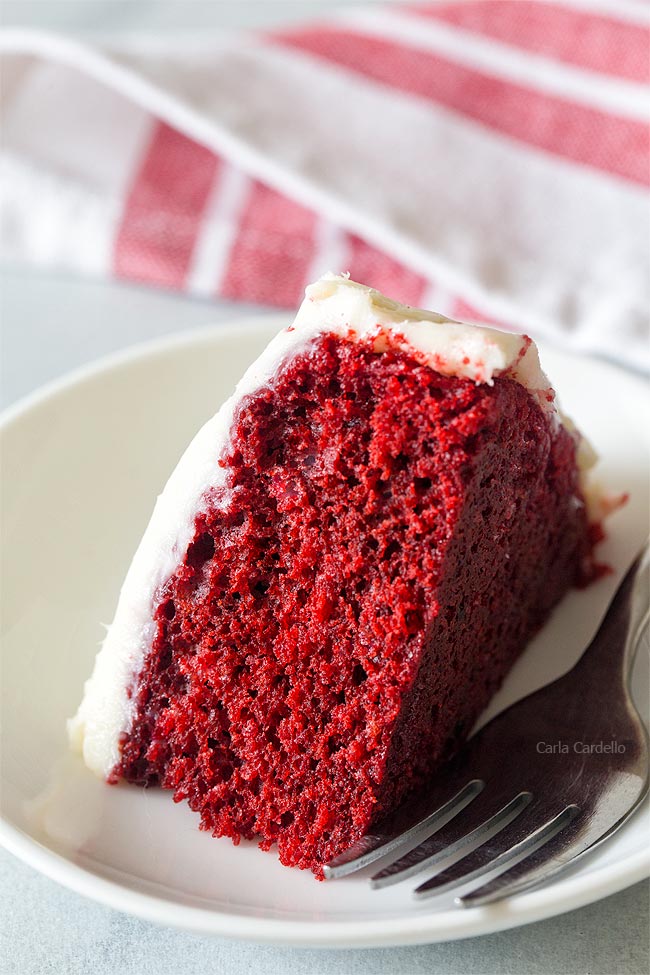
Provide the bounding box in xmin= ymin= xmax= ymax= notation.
xmin=69 ymin=274 xmax=598 ymax=876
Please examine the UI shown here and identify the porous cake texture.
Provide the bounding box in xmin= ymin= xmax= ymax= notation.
xmin=70 ymin=275 xmax=597 ymax=875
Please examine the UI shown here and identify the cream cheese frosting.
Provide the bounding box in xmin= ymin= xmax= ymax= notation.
xmin=298 ymin=275 xmax=552 ymax=404
xmin=68 ymin=274 xmax=586 ymax=777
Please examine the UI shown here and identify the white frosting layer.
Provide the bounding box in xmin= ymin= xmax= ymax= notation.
xmin=68 ymin=274 xmax=566 ymax=776
xmin=298 ymin=275 xmax=550 ymax=397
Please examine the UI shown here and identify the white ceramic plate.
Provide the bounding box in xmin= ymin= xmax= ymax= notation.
xmin=1 ymin=319 xmax=649 ymax=947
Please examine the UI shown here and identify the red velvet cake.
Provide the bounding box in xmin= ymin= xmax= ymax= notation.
xmin=69 ymin=274 xmax=598 ymax=876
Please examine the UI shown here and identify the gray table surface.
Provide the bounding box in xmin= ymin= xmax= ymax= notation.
xmin=1 ymin=2 xmax=649 ymax=971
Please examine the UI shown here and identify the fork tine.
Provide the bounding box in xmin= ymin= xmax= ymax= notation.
xmin=458 ymin=807 xmax=598 ymax=907
xmin=323 ymin=779 xmax=483 ymax=879
xmin=414 ymin=805 xmax=580 ymax=900
xmin=371 ymin=791 xmax=532 ymax=889
xmin=462 ymin=782 xmax=650 ymax=908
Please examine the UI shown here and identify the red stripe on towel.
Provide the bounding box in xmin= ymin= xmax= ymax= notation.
xmin=220 ymin=181 xmax=318 ymax=307
xmin=273 ymin=28 xmax=650 ymax=186
xmin=344 ymin=235 xmax=429 ymax=307
xmin=114 ymin=122 xmax=218 ymax=288
xmin=408 ymin=1 xmax=650 ymax=83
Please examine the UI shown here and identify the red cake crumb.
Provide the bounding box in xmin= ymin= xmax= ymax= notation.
xmin=116 ymin=333 xmax=592 ymax=875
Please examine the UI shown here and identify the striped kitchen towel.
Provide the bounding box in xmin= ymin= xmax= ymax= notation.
xmin=1 ymin=1 xmax=648 ymax=370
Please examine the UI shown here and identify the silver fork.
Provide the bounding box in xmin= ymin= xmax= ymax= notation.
xmin=324 ymin=543 xmax=649 ymax=906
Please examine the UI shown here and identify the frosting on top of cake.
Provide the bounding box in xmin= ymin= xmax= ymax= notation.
xmin=297 ymin=274 xmax=554 ymax=409
xmin=68 ymin=274 xmax=586 ymax=777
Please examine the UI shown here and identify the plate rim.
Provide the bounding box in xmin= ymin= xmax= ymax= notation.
xmin=1 ymin=319 xmax=649 ymax=947
xmin=1 ymin=816 xmax=648 ymax=947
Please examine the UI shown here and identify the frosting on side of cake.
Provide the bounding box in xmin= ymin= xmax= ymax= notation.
xmin=68 ymin=274 xmax=587 ymax=777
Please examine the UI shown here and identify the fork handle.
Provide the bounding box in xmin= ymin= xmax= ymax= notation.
xmin=575 ymin=541 xmax=649 ymax=686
